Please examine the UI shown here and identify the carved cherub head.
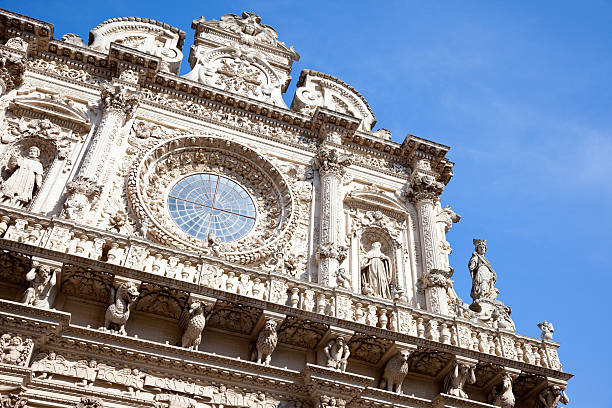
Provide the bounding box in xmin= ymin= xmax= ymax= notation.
xmin=264 ymin=319 xmax=277 ymax=331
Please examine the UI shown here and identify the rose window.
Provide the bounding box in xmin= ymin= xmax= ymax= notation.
xmin=168 ymin=173 xmax=256 ymax=242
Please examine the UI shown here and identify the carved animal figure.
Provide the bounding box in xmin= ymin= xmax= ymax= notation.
xmin=491 ymin=373 xmax=515 ymax=408
xmin=251 ymin=319 xmax=278 ymax=366
xmin=182 ymin=302 xmax=206 ymax=350
xmin=104 ymin=282 xmax=139 ymax=335
xmin=379 ymin=350 xmax=411 ymax=394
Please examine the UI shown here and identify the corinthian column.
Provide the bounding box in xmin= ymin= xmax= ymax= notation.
xmin=64 ymin=82 xmax=141 ymax=219
xmin=315 ymin=146 xmax=351 ymax=286
xmin=408 ymin=158 xmax=452 ymax=315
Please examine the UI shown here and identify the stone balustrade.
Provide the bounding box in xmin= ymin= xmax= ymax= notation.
xmin=0 ymin=205 xmax=562 ymax=372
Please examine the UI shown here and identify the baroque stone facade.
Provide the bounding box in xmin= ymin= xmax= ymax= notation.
xmin=0 ymin=8 xmax=571 ymax=408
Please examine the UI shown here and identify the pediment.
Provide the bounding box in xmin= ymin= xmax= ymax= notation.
xmin=345 ymin=187 xmax=408 ymax=214
xmin=8 ymin=93 xmax=91 ymax=132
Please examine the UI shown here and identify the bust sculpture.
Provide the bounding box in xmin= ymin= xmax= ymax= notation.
xmin=361 ymin=242 xmax=392 ymax=299
xmin=0 ymin=146 xmax=43 ymax=206
xmin=468 ymin=239 xmax=498 ymax=302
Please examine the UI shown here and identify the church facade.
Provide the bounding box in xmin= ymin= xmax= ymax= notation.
xmin=0 ymin=8 xmax=571 ymax=408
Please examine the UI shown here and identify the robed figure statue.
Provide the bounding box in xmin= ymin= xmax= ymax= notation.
xmin=468 ymin=239 xmax=498 ymax=302
xmin=0 ymin=146 xmax=44 ymax=207
xmin=361 ymin=242 xmax=392 ymax=299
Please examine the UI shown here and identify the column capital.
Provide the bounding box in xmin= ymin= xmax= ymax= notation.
xmin=0 ymin=47 xmax=26 ymax=95
xmin=100 ymin=81 xmax=142 ymax=119
xmin=314 ymin=146 xmax=353 ymax=178
xmin=407 ymin=170 xmax=445 ymax=203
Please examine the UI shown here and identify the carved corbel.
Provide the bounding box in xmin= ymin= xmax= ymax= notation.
xmin=487 ymin=367 xmax=520 ymax=408
xmin=379 ymin=342 xmax=417 ymax=394
xmin=536 ymin=379 xmax=569 ymax=408
xmin=21 ymin=257 xmax=62 ymax=310
xmin=440 ymin=356 xmax=478 ymax=400
xmin=316 ymin=326 xmax=354 ymax=372
xmin=100 ymin=277 xmax=140 ymax=336
xmin=250 ymin=311 xmax=284 ymax=366
xmin=179 ymin=294 xmax=216 ymax=350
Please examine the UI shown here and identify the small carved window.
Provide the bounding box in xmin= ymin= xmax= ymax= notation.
xmin=167 ymin=173 xmax=256 ymax=242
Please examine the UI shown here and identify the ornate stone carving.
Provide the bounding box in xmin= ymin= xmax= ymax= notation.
xmin=31 ymin=352 xmax=98 ymax=386
xmin=324 ymin=336 xmax=350 ymax=372
xmin=537 ymin=385 xmax=569 ymax=408
xmin=127 ymin=135 xmax=295 ymax=264
xmin=291 ymin=70 xmax=376 ymax=132
xmin=89 ymin=17 xmax=185 ymax=74
xmin=538 ymin=321 xmax=554 ymax=341
xmin=468 ymin=239 xmax=516 ymax=331
xmin=61 ymin=33 xmax=85 ymax=46
xmin=443 ymin=361 xmax=476 ymax=399
xmin=379 ymin=350 xmax=411 ymax=394
xmin=489 ymin=372 xmax=516 ymax=408
xmin=181 ymin=301 xmax=207 ymax=350
xmin=0 ymin=389 xmax=27 ymax=408
xmin=0 ymin=333 xmax=33 ymax=366
xmin=0 ymin=146 xmax=43 ymax=207
xmin=251 ymin=319 xmax=278 ymax=366
xmin=63 ymin=177 xmax=102 ymax=219
xmin=100 ymin=83 xmax=141 ymax=120
xmin=0 ymin=49 xmax=25 ymax=95
xmin=318 ymin=396 xmax=346 ymax=408
xmin=101 ymin=280 xmax=140 ymax=335
xmin=360 ymin=242 xmax=392 ymax=299
xmin=76 ymin=397 xmax=104 ymax=408
xmin=21 ymin=262 xmax=59 ymax=309
xmin=314 ymin=147 xmax=352 ymax=178
xmin=407 ymin=172 xmax=444 ymax=203
xmin=469 ymin=239 xmax=498 ymax=302
xmin=219 ymin=12 xmax=279 ymax=46
xmin=5 ymin=37 xmax=29 ymax=52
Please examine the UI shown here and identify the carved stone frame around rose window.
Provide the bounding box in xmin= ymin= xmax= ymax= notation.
xmin=127 ymin=134 xmax=298 ymax=265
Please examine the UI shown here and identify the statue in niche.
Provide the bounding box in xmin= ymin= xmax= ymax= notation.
xmin=469 ymin=239 xmax=498 ymax=302
xmin=21 ymin=264 xmax=58 ymax=309
xmin=361 ymin=242 xmax=392 ymax=299
xmin=0 ymin=146 xmax=43 ymax=207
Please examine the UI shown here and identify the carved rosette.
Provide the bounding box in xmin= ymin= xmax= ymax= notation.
xmin=127 ymin=135 xmax=297 ymax=264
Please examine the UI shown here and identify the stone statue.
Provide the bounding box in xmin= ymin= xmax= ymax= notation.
xmin=361 ymin=242 xmax=392 ymax=299
xmin=379 ymin=350 xmax=411 ymax=394
xmin=469 ymin=239 xmax=498 ymax=302
xmin=21 ymin=264 xmax=57 ymax=309
xmin=490 ymin=373 xmax=515 ymax=408
xmin=251 ymin=319 xmax=278 ymax=366
xmin=538 ymin=321 xmax=554 ymax=341
xmin=443 ymin=361 xmax=476 ymax=399
xmin=0 ymin=334 xmax=33 ymax=366
xmin=538 ymin=385 xmax=569 ymax=408
xmin=324 ymin=336 xmax=350 ymax=372
xmin=336 ymin=268 xmax=351 ymax=290
xmin=181 ymin=301 xmax=207 ymax=350
xmin=102 ymin=281 xmax=139 ymax=335
xmin=0 ymin=146 xmax=43 ymax=206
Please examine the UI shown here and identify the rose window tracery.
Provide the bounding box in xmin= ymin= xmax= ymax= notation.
xmin=168 ymin=173 xmax=256 ymax=242
xmin=127 ymin=135 xmax=297 ymax=264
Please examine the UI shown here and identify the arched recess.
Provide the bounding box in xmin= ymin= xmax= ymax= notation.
xmin=344 ymin=186 xmax=418 ymax=304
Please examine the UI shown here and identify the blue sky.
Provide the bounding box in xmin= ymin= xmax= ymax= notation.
xmin=5 ymin=1 xmax=611 ymax=406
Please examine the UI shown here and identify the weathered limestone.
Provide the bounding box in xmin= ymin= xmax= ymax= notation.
xmin=0 ymin=7 xmax=572 ymax=408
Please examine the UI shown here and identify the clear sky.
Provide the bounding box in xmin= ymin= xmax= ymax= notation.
xmin=4 ymin=1 xmax=611 ymax=406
